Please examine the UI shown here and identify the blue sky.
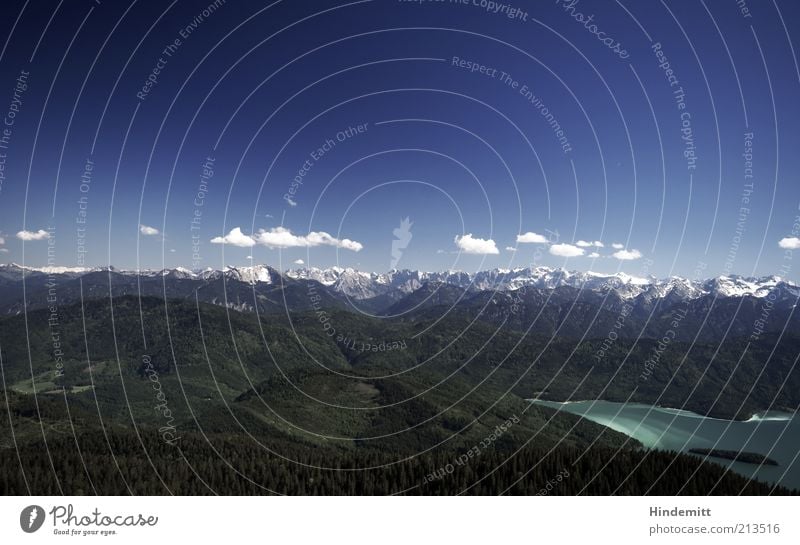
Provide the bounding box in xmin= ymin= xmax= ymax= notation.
xmin=1 ymin=0 xmax=799 ymax=279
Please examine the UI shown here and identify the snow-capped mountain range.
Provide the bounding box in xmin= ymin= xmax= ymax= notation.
xmin=286 ymin=266 xmax=799 ymax=302
xmin=2 ymin=262 xmax=797 ymax=302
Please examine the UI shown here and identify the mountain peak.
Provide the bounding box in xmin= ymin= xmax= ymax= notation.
xmin=1 ymin=263 xmax=797 ymax=302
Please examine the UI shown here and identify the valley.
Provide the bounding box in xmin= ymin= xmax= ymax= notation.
xmin=0 ymin=263 xmax=798 ymax=494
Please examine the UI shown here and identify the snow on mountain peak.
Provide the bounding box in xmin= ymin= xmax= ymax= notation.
xmin=1 ymin=263 xmax=797 ymax=303
xmin=223 ymin=265 xmax=274 ymax=285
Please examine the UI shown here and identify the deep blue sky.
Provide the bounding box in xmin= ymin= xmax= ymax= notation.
xmin=1 ymin=0 xmax=799 ymax=279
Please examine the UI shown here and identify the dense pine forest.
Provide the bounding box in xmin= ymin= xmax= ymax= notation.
xmin=1 ymin=295 xmax=797 ymax=495
xmin=1 ymin=430 xmax=790 ymax=495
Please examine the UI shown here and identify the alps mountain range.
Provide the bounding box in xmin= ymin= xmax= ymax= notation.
xmin=2 ymin=262 xmax=796 ymax=301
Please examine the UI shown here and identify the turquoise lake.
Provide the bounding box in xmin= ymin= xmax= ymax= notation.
xmin=531 ymin=399 xmax=800 ymax=491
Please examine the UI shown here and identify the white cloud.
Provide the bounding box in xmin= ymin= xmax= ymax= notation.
xmin=778 ymin=237 xmax=800 ymax=250
xmin=612 ymin=248 xmax=643 ymax=260
xmin=0 ymin=235 xmax=5 ymax=245
xmin=293 ymin=259 xmax=305 ymax=265
xmin=169 ymin=248 xmax=176 ymax=253
xmin=0 ymin=248 xmax=7 ymax=253
xmin=211 ymin=226 xmax=363 ymax=253
xmin=505 ymin=246 xmax=517 ymax=252
xmin=16 ymin=229 xmax=50 ymax=241
xmin=255 ymin=227 xmax=363 ymax=252
xmin=588 ymin=252 xmax=600 ymax=258
xmin=210 ymin=227 xmax=257 ymax=247
xmin=611 ymin=242 xmax=624 ymax=250
xmin=246 ymin=255 xmax=254 ymax=260
xmin=577 ymin=240 xmax=604 ymax=248
xmin=593 ymin=241 xmax=604 ymax=248
xmin=517 ymin=231 xmax=549 ymax=244
xmin=454 ymin=233 xmax=499 ymax=255
xmin=139 ymin=224 xmax=160 ymax=236
xmin=436 ymin=249 xmax=446 ymax=254
xmin=549 ymin=243 xmax=585 ymax=257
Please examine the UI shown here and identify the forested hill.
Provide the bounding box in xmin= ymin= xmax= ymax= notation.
xmin=0 ymin=295 xmax=796 ymax=494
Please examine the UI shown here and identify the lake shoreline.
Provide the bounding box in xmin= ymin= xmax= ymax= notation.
xmin=529 ymin=398 xmax=800 ymax=491
xmin=529 ymin=397 xmax=796 ymax=423
xmin=688 ymin=448 xmax=780 ymax=466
